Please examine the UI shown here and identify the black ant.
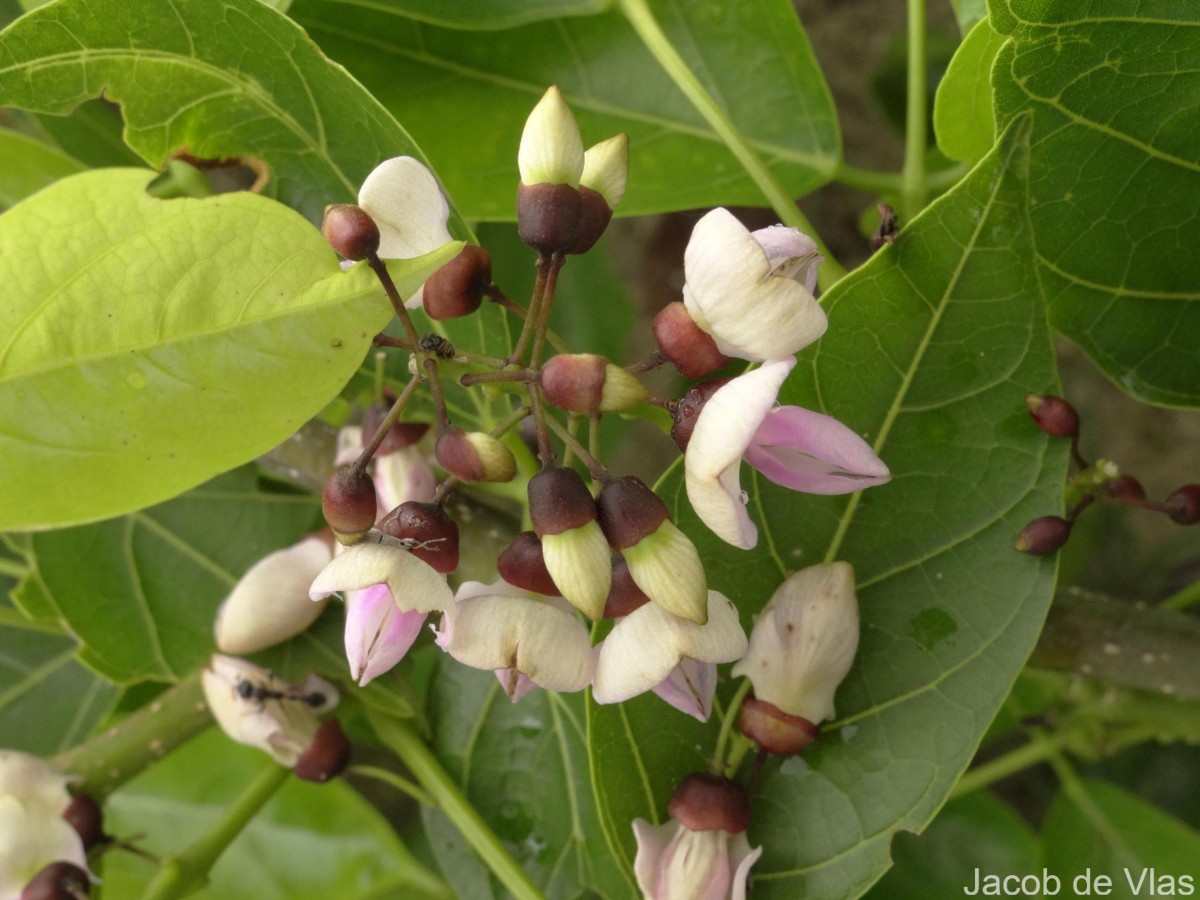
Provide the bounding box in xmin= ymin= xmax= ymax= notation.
xmin=234 ymin=678 xmax=327 ymax=709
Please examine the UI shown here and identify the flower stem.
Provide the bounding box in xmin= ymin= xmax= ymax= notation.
xmin=139 ymin=762 xmax=291 ymax=900
xmin=356 ymin=374 xmax=421 ymax=469
xmin=836 ymin=160 xmax=968 ymax=196
xmin=348 ymin=764 xmax=436 ymax=807
xmin=950 ymin=730 xmax=1073 ymax=798
xmin=53 ymin=673 xmax=212 ymax=801
xmin=713 ymin=678 xmax=753 ymax=775
xmin=617 ymin=0 xmax=846 ymax=290
xmin=901 ymin=0 xmax=928 ymax=221
xmin=370 ymin=714 xmax=546 ymax=900
xmin=544 ymin=414 xmax=608 ymax=482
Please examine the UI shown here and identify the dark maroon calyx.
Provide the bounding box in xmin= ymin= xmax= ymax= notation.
xmin=321 ymin=204 xmax=380 ymax=261
xmin=379 ymin=501 xmax=460 ymax=573
xmin=602 ymin=556 xmax=651 ymax=618
xmin=652 ymin=301 xmax=730 ymax=380
xmin=62 ymin=793 xmax=106 ymax=850
xmin=294 ymin=719 xmax=351 ymax=784
xmin=666 ymin=772 xmax=751 ymax=834
xmin=517 ymin=182 xmax=581 ymax=254
xmin=434 ymin=428 xmax=483 ymax=481
xmin=1014 ymin=515 xmax=1072 ymax=555
xmin=1166 ymin=484 xmax=1200 ymax=525
xmin=423 ymin=244 xmax=492 ymax=320
xmin=528 ymin=467 xmax=597 ymax=537
xmin=322 ymin=466 xmax=378 ymax=539
xmin=670 ymin=379 xmax=732 ymax=453
xmin=738 ymin=696 xmax=820 ymax=756
xmin=595 ymin=476 xmax=669 ymax=550
xmin=497 ymin=531 xmax=560 ymax=596
xmin=567 ymin=186 xmax=613 ymax=255
xmin=20 ymin=861 xmax=91 ymax=900
xmin=1025 ymin=394 xmax=1080 ymax=438
xmin=540 ymin=354 xmax=607 ymax=414
xmin=1106 ymin=474 xmax=1146 ymax=501
xmin=361 ymin=402 xmax=429 ymax=455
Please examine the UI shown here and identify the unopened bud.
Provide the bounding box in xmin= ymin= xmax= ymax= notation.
xmin=568 ymin=187 xmax=614 ymax=255
xmin=540 ymin=354 xmax=648 ymax=414
xmin=62 ymin=794 xmax=106 ymax=850
xmin=321 ymin=204 xmax=380 ymax=261
xmin=1166 ymin=484 xmax=1200 ymax=525
xmin=739 ymin=695 xmax=820 ymax=756
xmin=1014 ymin=515 xmax=1072 ymax=554
xmin=497 ymin=531 xmax=560 ymax=596
xmin=528 ymin=467 xmax=610 ymax=619
xmin=653 ymin=301 xmax=731 ymax=380
xmin=666 ymin=773 xmax=750 ymax=834
xmin=596 ymin=476 xmax=669 ymax=549
xmin=20 ymin=862 xmax=90 ymax=900
xmin=361 ymin=403 xmax=429 ymax=455
xmin=670 ymin=378 xmax=732 ymax=452
xmin=572 ymin=133 xmax=629 ymax=255
xmin=435 ymin=428 xmax=517 ymax=483
xmin=1106 ymin=474 xmax=1146 ymax=501
xmin=1026 ymin=394 xmax=1079 ymax=438
xmin=379 ymin=501 xmax=460 ymax=573
xmin=322 ymin=466 xmax=378 ymax=544
xmin=293 ymin=719 xmax=351 ymax=783
xmin=602 ymin=556 xmax=651 ymax=618
xmin=529 ymin=466 xmax=598 ymax=537
xmin=423 ymin=244 xmax=492 ymax=320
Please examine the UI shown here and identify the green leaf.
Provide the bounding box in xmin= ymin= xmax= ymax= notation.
xmin=24 ymin=468 xmax=323 ymax=683
xmin=590 ymin=118 xmax=1068 ymax=897
xmin=863 ymin=793 xmax=1037 ymax=900
xmin=0 ymin=0 xmax=439 ymax=222
xmin=934 ymin=18 xmax=1004 ymax=164
xmin=990 ymin=1 xmax=1200 ymax=407
xmin=0 ymin=168 xmax=458 ymax=529
xmin=0 ymin=126 xmax=85 ymax=208
xmin=342 ymin=0 xmax=610 ymax=30
xmin=291 ymin=0 xmax=839 ymax=219
xmin=949 ymin=0 xmax=988 ymax=34
xmin=423 ymin=658 xmax=635 ymax=899
xmin=1040 ymin=780 xmax=1200 ymax=897
xmin=34 ymin=99 xmax=146 ymax=169
xmin=102 ymin=728 xmax=450 ymax=899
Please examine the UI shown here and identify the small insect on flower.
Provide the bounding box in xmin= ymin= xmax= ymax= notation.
xmin=233 ymin=678 xmax=332 ymax=712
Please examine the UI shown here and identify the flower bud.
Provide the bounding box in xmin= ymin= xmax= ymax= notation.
xmin=360 ymin=403 xmax=429 ymax=456
xmin=667 ymin=773 xmax=751 ymax=834
xmin=732 ymin=562 xmax=859 ymax=729
xmin=652 ymin=301 xmax=731 ymax=380
xmin=738 ymin=695 xmax=820 ymax=755
xmin=20 ymin=861 xmax=90 ymax=900
xmin=378 ymin=501 xmax=460 ymax=574
xmin=434 ymin=428 xmax=517 ymax=483
xmin=596 ymin=476 xmax=707 ymax=624
xmin=1014 ymin=515 xmax=1072 ymax=554
xmin=540 ymin=354 xmax=649 ymax=414
xmin=497 ymin=531 xmax=560 ymax=596
xmin=1106 ymin=474 xmax=1146 ymax=501
xmin=670 ymin=378 xmax=731 ymax=452
xmin=1026 ymin=394 xmax=1080 ymax=438
xmin=61 ymin=794 xmax=106 ymax=851
xmin=292 ymin=719 xmax=351 ymax=784
xmin=528 ymin=467 xmax=611 ymax=620
xmin=321 ymin=204 xmax=380 ymax=261
xmin=422 ymin=244 xmax=492 ymax=320
xmin=567 ymin=133 xmax=629 ymax=254
xmin=1166 ymin=484 xmax=1200 ymax=525
xmin=602 ymin=556 xmax=651 ymax=618
xmin=322 ymin=466 xmax=378 ymax=544
xmin=518 ymin=86 xmax=584 ymax=188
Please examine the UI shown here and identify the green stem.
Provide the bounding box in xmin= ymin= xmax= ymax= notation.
xmin=53 ymin=674 xmax=212 ymax=801
xmin=951 ymin=730 xmax=1072 ymax=798
xmin=0 ymin=556 xmax=29 ymax=578
xmin=835 ymin=160 xmax=968 ymax=196
xmin=713 ymin=679 xmax=752 ymax=774
xmin=901 ymin=0 xmax=928 ymax=221
xmin=617 ymin=0 xmax=847 ymax=290
xmin=0 ymin=606 xmax=64 ymax=633
xmin=348 ymin=764 xmax=436 ymax=807
xmin=139 ymin=763 xmax=291 ymax=900
xmin=371 ymin=715 xmax=545 ymax=900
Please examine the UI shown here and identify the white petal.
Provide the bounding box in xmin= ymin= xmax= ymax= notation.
xmin=684 ymin=359 xmax=795 ymax=549
xmin=592 ymin=591 xmax=746 ymax=704
xmin=374 ymin=446 xmax=437 ymax=511
xmin=0 ymin=796 xmax=89 ymax=897
xmin=581 ymin=133 xmax=629 ymax=207
xmin=214 ymin=536 xmax=333 ymax=654
xmin=0 ymin=751 xmax=72 ymax=815
xmin=309 ymin=541 xmax=453 ymax=613
xmin=633 ymin=819 xmax=681 ymax=899
xmin=622 ymin=521 xmax=707 ymax=624
xmin=683 ymin=209 xmax=827 ymax=361
xmin=358 ymin=157 xmax=453 ymax=260
xmin=541 ymin=520 xmax=612 ymax=620
xmin=444 ymin=593 xmax=593 ymax=692
xmin=518 ymin=86 xmax=585 ymax=186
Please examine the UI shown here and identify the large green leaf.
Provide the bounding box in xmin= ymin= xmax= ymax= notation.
xmin=934 ymin=17 xmax=1005 ymax=164
xmin=291 ymin=0 xmax=839 ymax=219
xmin=0 ymin=126 xmax=85 ymax=208
xmin=338 ymin=0 xmax=610 ymax=30
xmin=990 ymin=0 xmax=1200 ymax=407
xmin=0 ymin=168 xmax=458 ymax=529
xmin=589 ymin=118 xmax=1068 ymax=897
xmin=1039 ymin=780 xmax=1200 ymax=897
xmin=22 ymin=468 xmax=322 ymax=683
xmin=421 ymin=658 xmax=634 ymax=899
xmin=0 ymin=0 xmax=438 ymax=222
xmin=102 ymin=729 xmax=450 ymax=899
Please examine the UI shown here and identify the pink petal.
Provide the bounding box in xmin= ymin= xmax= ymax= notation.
xmin=651 ymin=659 xmax=717 ymax=722
xmin=744 ymin=406 xmax=891 ymax=495
xmin=345 ymin=584 xmax=426 ymax=686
